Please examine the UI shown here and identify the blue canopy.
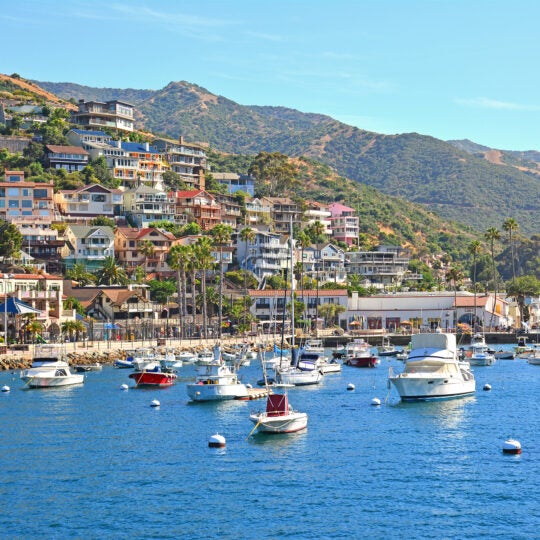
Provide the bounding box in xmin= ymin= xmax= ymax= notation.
xmin=104 ymin=322 xmax=120 ymax=330
xmin=0 ymin=297 xmax=41 ymax=315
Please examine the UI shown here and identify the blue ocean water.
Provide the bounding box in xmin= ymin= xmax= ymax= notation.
xmin=0 ymin=344 xmax=539 ymax=539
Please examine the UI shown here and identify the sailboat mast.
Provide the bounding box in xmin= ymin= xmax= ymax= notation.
xmin=290 ymin=217 xmax=295 ymax=349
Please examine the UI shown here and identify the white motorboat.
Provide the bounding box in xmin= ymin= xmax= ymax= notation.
xmin=276 ymin=364 xmax=322 ymax=386
xmin=187 ymin=346 xmax=248 ymax=401
xmin=160 ymin=348 xmax=183 ymax=369
xmin=388 ymin=332 xmax=475 ymax=401
xmin=249 ymin=392 xmax=308 ymax=434
xmin=466 ymin=334 xmax=496 ymax=366
xmin=178 ymin=351 xmax=197 ymax=364
xmin=377 ymin=336 xmax=398 ymax=357
xmin=132 ymin=348 xmax=158 ymax=371
xmin=196 ymin=349 xmax=214 ymax=366
xmin=303 ymin=339 xmax=325 ymax=354
xmin=20 ymin=345 xmax=84 ymax=388
xmin=494 ymin=349 xmax=515 ymax=360
xmin=527 ymin=348 xmax=540 ymax=365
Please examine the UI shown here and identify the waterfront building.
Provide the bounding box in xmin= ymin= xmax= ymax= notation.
xmin=328 ymin=202 xmax=359 ymax=246
xmin=122 ymin=185 xmax=177 ymax=228
xmin=261 ymin=197 xmax=302 ymax=234
xmin=346 ymin=291 xmax=511 ymax=332
xmin=236 ymin=228 xmax=290 ymax=284
xmin=303 ymin=201 xmax=332 ymax=235
xmin=114 ymin=227 xmax=176 ymax=276
xmin=153 ymin=136 xmax=207 ymax=189
xmin=212 ymin=172 xmax=255 ymax=196
xmin=245 ymin=198 xmax=272 ymax=226
xmin=55 ymin=183 xmax=123 ymax=222
xmin=61 ymin=225 xmax=115 ymax=271
xmin=45 ymin=144 xmax=89 ymax=172
xmin=71 ymin=99 xmax=135 ymax=132
xmin=1 ymin=273 xmax=74 ymax=342
xmin=171 ymin=189 xmax=221 ymax=231
xmin=248 ymin=288 xmax=348 ymax=326
xmin=346 ymin=245 xmax=415 ymax=290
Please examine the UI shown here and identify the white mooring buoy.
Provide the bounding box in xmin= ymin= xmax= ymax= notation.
xmin=371 ymin=397 xmax=381 ymax=406
xmin=120 ymin=383 xmax=129 ymax=390
xmin=150 ymin=399 xmax=160 ymax=408
xmin=347 ymin=383 xmax=355 ymax=391
xmin=502 ymin=439 xmax=522 ymax=455
xmin=483 ymin=383 xmax=492 ymax=391
xmin=208 ymin=433 xmax=226 ymax=448
xmin=1 ymin=385 xmax=10 ymax=392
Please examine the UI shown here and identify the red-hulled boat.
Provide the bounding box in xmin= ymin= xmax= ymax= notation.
xmin=129 ymin=365 xmax=177 ymax=387
xmin=344 ymin=339 xmax=379 ymax=368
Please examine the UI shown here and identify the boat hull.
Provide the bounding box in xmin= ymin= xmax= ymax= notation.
xmin=389 ymin=376 xmax=476 ymax=402
xmin=187 ymin=382 xmax=248 ymax=401
xmin=249 ymin=412 xmax=308 ymax=433
xmin=345 ymin=356 xmax=378 ymax=368
xmin=129 ymin=371 xmax=177 ymax=387
xmin=21 ymin=374 xmax=84 ymax=388
xmin=277 ymin=369 xmax=322 ymax=386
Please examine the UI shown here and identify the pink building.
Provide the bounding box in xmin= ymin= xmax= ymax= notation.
xmin=328 ymin=202 xmax=359 ymax=246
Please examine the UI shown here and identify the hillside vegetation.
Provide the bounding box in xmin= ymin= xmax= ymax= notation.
xmin=36 ymin=79 xmax=540 ymax=236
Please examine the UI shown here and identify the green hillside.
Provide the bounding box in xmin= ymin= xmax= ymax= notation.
xmin=36 ymin=79 xmax=540 ymax=236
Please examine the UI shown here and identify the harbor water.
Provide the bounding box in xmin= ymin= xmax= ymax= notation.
xmin=0 ymin=344 xmax=539 ymax=539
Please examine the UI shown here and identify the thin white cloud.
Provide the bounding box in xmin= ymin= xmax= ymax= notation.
xmin=245 ymin=31 xmax=286 ymax=43
xmin=455 ymin=97 xmax=540 ymax=111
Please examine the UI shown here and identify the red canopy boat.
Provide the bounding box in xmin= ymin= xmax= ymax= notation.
xmin=129 ymin=365 xmax=177 ymax=387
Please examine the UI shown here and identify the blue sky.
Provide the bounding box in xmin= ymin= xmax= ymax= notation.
xmin=2 ymin=0 xmax=540 ymax=151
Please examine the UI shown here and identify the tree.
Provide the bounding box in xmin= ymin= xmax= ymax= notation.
xmin=91 ymin=216 xmax=116 ymax=228
xmin=0 ymin=221 xmax=22 ymax=260
xmin=167 ymin=244 xmax=190 ymax=338
xmin=503 ymin=218 xmax=519 ymax=283
xmin=484 ymin=227 xmax=501 ymax=329
xmin=63 ymin=296 xmax=86 ymax=316
xmin=162 ymin=170 xmax=188 ymax=190
xmin=211 ymin=224 xmax=234 ymax=338
xmin=193 ymin=237 xmax=214 ymax=338
xmin=61 ymin=320 xmax=86 ymax=342
xmin=248 ymin=151 xmax=299 ymax=196
xmin=66 ymin=262 xmax=96 ymax=286
xmin=25 ymin=319 xmax=43 ymax=343
xmin=506 ymin=275 xmax=540 ymax=327
xmin=138 ymin=239 xmax=155 ymax=270
xmin=96 ymin=256 xmax=129 ymax=286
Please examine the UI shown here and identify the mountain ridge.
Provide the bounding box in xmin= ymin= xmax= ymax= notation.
xmin=33 ymin=78 xmax=540 ymax=236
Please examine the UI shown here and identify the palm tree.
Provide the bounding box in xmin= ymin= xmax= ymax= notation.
xmin=193 ymin=237 xmax=214 ymax=338
xmin=296 ymin=230 xmax=311 ymax=326
xmin=186 ymin=244 xmax=198 ymax=337
xmin=211 ymin=224 xmax=234 ymax=339
xmin=484 ymin=227 xmax=501 ymax=330
xmin=503 ymin=218 xmax=519 ymax=283
xmin=25 ymin=319 xmax=43 ymax=343
xmin=239 ymin=227 xmax=257 ymax=333
xmin=506 ymin=275 xmax=540 ymax=329
xmin=66 ymin=262 xmax=96 ymax=286
xmin=61 ymin=320 xmax=85 ymax=343
xmin=167 ymin=244 xmax=190 ymax=338
xmin=138 ymin=239 xmax=155 ymax=271
xmin=468 ymin=240 xmax=482 ymax=329
xmin=97 ymin=256 xmax=129 ymax=286
xmin=445 ymin=265 xmax=463 ymax=330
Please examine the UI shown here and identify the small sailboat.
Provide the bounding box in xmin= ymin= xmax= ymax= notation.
xmin=249 ymin=348 xmax=308 ymax=434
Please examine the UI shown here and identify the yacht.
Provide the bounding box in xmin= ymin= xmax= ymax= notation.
xmin=20 ymin=345 xmax=84 ymax=388
xmin=388 ymin=332 xmax=475 ymax=401
xmin=344 ymin=339 xmax=379 ymax=368
xmin=467 ymin=333 xmax=495 ymax=366
xmin=187 ymin=346 xmax=248 ymax=401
